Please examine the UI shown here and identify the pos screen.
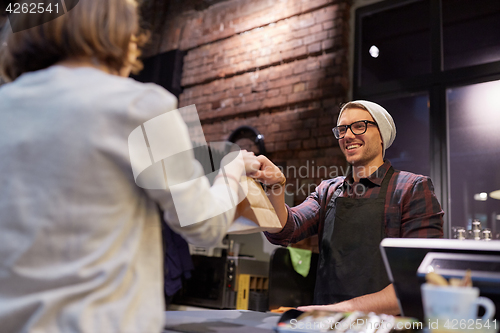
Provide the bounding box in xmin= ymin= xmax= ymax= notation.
xmin=380 ymin=238 xmax=500 ymax=321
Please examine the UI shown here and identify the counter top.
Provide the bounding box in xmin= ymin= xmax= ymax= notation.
xmin=163 ymin=310 xmax=281 ymax=333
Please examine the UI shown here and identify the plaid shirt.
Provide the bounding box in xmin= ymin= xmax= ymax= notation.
xmin=265 ymin=160 xmax=444 ymax=246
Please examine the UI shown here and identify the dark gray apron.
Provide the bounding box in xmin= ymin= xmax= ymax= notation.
xmin=313 ymin=167 xmax=394 ymax=304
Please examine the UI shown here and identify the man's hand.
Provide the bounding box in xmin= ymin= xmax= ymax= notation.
xmin=241 ymin=150 xmax=261 ymax=176
xmin=297 ymin=303 xmax=354 ymax=313
xmin=297 ymin=284 xmax=400 ymax=315
xmin=246 ymin=154 xmax=289 ymax=228
xmin=252 ymin=155 xmax=285 ymax=185
xmin=219 ymin=149 xmax=260 ymax=179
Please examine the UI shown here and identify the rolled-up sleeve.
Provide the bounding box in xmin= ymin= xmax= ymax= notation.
xmin=264 ymin=180 xmax=340 ymax=246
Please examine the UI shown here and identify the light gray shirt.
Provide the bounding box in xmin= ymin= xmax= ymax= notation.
xmin=0 ymin=66 xmax=238 ymax=333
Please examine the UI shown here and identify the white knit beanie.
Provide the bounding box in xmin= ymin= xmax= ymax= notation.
xmin=338 ymin=100 xmax=396 ymax=155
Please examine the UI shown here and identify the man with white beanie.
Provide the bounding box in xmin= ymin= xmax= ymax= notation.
xmin=254 ymin=100 xmax=444 ymax=315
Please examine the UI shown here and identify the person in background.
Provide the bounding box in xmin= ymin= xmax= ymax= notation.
xmin=253 ymin=100 xmax=444 ymax=315
xmin=0 ymin=1 xmax=259 ymax=332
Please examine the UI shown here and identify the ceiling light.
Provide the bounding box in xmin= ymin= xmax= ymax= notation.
xmin=474 ymin=192 xmax=488 ymax=201
xmin=369 ymin=45 xmax=379 ymax=58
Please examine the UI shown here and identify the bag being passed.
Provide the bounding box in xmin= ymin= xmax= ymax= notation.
xmin=227 ymin=176 xmax=282 ymax=234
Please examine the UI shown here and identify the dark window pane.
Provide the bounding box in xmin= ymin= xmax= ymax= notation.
xmin=373 ymin=94 xmax=430 ymax=177
xmin=443 ymin=0 xmax=500 ymax=70
xmin=359 ymin=0 xmax=431 ymax=86
xmin=448 ymin=80 xmax=500 ymax=234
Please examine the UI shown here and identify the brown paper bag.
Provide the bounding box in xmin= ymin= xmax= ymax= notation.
xmin=227 ymin=176 xmax=283 ymax=234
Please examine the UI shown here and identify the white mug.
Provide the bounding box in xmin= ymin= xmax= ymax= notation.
xmin=421 ymin=283 xmax=496 ymax=331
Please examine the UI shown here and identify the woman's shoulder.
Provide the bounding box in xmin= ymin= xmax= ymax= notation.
xmin=72 ymin=67 xmax=180 ymax=119
xmin=89 ymin=69 xmax=177 ymax=107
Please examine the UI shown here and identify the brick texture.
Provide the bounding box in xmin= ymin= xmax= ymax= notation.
xmin=181 ymin=5 xmax=344 ymax=86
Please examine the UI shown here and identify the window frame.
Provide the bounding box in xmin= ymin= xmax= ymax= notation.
xmin=353 ymin=0 xmax=500 ymax=238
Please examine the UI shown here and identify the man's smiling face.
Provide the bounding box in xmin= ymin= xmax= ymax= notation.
xmin=338 ymin=108 xmax=383 ymax=168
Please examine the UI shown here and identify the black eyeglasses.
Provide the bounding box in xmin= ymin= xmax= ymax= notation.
xmin=332 ymin=120 xmax=378 ymax=139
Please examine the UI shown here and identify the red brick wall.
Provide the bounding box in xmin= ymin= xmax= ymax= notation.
xmin=151 ymin=0 xmax=351 ymax=204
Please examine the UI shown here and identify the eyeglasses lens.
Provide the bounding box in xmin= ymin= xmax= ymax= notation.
xmin=351 ymin=121 xmax=367 ymax=134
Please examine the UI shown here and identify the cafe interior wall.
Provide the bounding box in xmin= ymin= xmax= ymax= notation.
xmin=141 ymin=0 xmax=355 ymax=255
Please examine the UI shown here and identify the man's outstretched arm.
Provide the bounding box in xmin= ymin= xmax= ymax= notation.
xmin=253 ymin=155 xmax=288 ymax=228
xmin=297 ymin=284 xmax=400 ymax=315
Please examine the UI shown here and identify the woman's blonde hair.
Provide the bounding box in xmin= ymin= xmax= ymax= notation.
xmin=0 ymin=0 xmax=148 ymax=81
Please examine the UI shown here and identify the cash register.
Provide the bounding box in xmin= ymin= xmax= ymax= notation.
xmin=380 ymin=238 xmax=500 ymax=321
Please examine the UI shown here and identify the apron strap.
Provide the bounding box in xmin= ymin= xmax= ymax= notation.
xmin=377 ymin=166 xmax=394 ymax=199
xmin=319 ymin=181 xmax=342 ymax=226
